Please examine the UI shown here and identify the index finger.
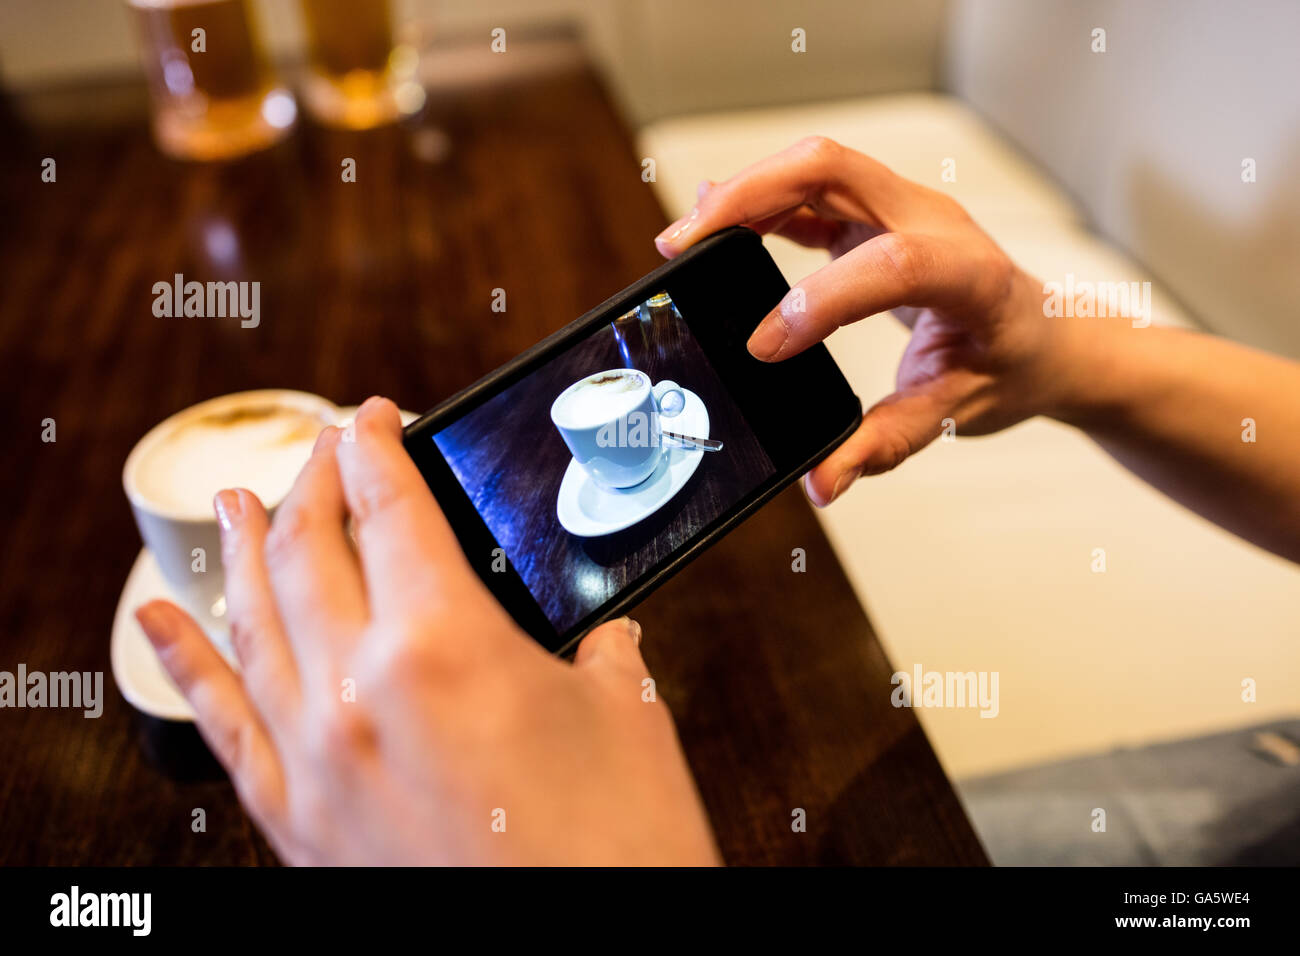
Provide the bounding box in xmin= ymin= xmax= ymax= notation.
xmin=334 ymin=396 xmax=483 ymax=618
xmin=653 ymin=136 xmax=911 ymax=257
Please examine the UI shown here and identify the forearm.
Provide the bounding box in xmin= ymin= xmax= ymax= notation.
xmin=1042 ymin=316 xmax=1300 ymax=562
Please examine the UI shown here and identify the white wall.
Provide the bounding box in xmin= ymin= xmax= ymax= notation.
xmin=945 ymin=0 xmax=1300 ymax=358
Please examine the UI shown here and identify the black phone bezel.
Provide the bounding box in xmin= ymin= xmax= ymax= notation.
xmin=402 ymin=227 xmax=861 ymax=655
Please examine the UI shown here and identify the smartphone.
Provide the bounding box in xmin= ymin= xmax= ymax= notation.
xmin=403 ymin=226 xmax=861 ymax=655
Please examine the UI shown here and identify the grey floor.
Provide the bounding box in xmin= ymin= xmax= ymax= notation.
xmin=959 ymin=719 xmax=1300 ymax=865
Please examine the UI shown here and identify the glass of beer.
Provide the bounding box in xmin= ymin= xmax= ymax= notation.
xmin=127 ymin=0 xmax=297 ymax=161
xmin=298 ymin=0 xmax=424 ymax=129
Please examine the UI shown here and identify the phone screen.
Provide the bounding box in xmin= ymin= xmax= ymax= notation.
xmin=429 ymin=289 xmax=777 ymax=633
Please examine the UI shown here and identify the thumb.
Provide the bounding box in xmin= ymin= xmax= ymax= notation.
xmin=574 ymin=617 xmax=648 ymax=678
xmin=805 ymin=383 xmax=955 ymax=506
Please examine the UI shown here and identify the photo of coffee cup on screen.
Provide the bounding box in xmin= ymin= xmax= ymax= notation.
xmin=550 ymin=368 xmax=693 ymax=490
xmin=433 ymin=290 xmax=775 ymax=632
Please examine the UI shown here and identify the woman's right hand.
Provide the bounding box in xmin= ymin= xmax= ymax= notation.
xmin=655 ymin=136 xmax=1065 ymax=506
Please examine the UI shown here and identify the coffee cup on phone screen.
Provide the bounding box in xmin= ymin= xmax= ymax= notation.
xmin=550 ymin=369 xmax=685 ymax=489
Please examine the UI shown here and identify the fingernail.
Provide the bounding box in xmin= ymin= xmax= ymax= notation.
xmin=625 ymin=618 xmax=642 ymax=646
xmin=654 ymin=207 xmax=698 ymax=250
xmin=747 ymin=310 xmax=788 ymax=360
xmin=829 ymin=466 xmax=861 ymax=503
xmin=135 ymin=602 xmax=176 ymax=645
xmin=214 ymin=488 xmax=242 ymax=532
xmin=696 ymin=179 xmax=714 ymax=200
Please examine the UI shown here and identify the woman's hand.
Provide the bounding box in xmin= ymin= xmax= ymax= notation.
xmin=135 ymin=397 xmax=719 ymax=866
xmin=655 ymin=136 xmax=1064 ymax=505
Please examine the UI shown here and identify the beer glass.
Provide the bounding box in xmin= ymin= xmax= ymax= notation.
xmin=127 ymin=0 xmax=296 ymax=161
xmin=298 ymin=0 xmax=424 ymax=128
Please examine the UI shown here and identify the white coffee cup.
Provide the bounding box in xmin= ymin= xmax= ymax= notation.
xmin=550 ymin=369 xmax=685 ymax=489
xmin=122 ymin=389 xmax=339 ymax=654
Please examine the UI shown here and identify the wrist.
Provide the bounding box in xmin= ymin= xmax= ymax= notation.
xmin=1012 ymin=269 xmax=1125 ymax=429
xmin=1039 ymin=313 xmax=1138 ymax=430
xmin=991 ymin=269 xmax=1087 ymax=426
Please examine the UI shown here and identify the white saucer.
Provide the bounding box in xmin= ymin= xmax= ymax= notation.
xmin=112 ymin=406 xmax=417 ymax=721
xmin=556 ymin=388 xmax=711 ymax=538
xmin=111 ymin=548 xmax=218 ymax=721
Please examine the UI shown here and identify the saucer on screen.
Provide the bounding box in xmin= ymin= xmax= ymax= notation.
xmin=112 ymin=407 xmax=418 ymax=721
xmin=556 ymin=388 xmax=710 ymax=538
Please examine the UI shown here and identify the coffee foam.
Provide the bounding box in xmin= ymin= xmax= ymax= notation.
xmin=134 ymin=403 xmax=332 ymax=519
xmin=554 ymin=371 xmax=646 ymax=430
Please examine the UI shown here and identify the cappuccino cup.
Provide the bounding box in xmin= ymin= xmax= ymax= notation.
xmin=550 ymin=369 xmax=684 ymax=489
xmin=122 ymin=390 xmax=339 ymax=654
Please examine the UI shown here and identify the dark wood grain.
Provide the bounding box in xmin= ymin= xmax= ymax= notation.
xmin=0 ymin=39 xmax=986 ymax=866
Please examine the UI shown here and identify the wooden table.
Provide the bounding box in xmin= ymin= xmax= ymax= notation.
xmin=0 ymin=39 xmax=987 ymax=866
